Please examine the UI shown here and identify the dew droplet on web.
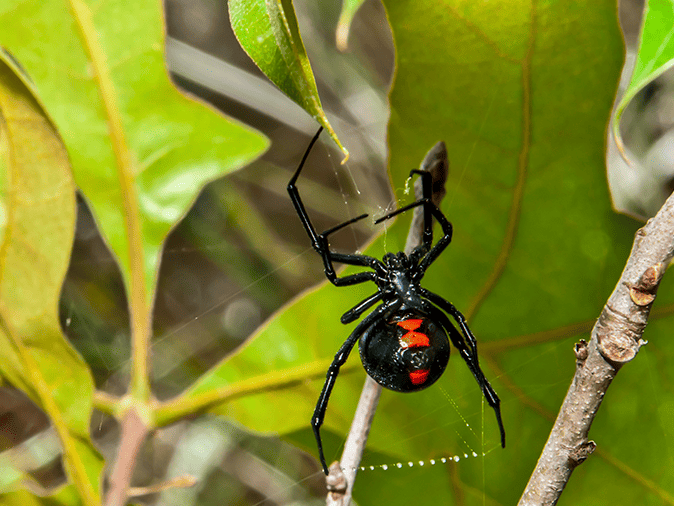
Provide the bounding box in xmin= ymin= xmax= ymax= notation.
xmin=356 ymin=450 xmax=488 ymax=472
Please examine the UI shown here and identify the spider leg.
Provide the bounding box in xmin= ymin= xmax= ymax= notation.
xmin=422 ymin=294 xmax=506 ymax=448
xmin=315 ymin=233 xmax=383 ymax=288
xmin=421 ymin=289 xmax=478 ymax=354
xmin=312 ymin=300 xmax=400 ymax=474
xmin=340 ymin=291 xmax=383 ymax=324
xmin=374 ymin=196 xmax=453 ymax=278
xmin=409 ymin=169 xmax=434 ymax=251
xmin=373 ymin=169 xmax=443 ymax=256
xmin=287 ymin=128 xmax=384 ymax=287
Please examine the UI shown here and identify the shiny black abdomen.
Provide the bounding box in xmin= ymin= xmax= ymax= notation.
xmin=359 ymin=309 xmax=450 ymax=392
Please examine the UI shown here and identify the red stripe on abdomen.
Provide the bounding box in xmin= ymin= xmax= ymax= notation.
xmin=409 ymin=369 xmax=430 ymax=385
xmin=397 ymin=319 xmax=429 ymax=348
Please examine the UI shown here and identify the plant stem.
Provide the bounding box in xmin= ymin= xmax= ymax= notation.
xmin=154 ymin=358 xmax=351 ymax=427
xmin=518 ymin=190 xmax=674 ymax=505
xmin=104 ymin=409 xmax=149 ymax=506
xmin=70 ymin=0 xmax=151 ymax=403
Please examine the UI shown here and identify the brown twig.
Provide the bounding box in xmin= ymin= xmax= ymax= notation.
xmin=127 ymin=474 xmax=197 ymax=497
xmin=104 ymin=408 xmax=149 ymax=506
xmin=518 ymin=191 xmax=674 ymax=506
xmin=326 ymin=376 xmax=382 ymax=506
xmin=326 ymin=141 xmax=449 ymax=506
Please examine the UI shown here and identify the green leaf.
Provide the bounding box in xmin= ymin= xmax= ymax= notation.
xmin=229 ymin=0 xmax=348 ymax=158
xmin=0 ymin=0 xmax=269 ymax=401
xmin=613 ymin=0 xmax=674 ymax=150
xmin=378 ymin=1 xmax=628 ymax=502
xmin=0 ymin=0 xmax=269 ymax=320
xmin=0 ymin=486 xmax=82 ymax=506
xmin=0 ymin=51 xmax=102 ymax=506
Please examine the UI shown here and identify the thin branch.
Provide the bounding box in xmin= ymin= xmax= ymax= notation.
xmin=326 ymin=141 xmax=449 ymax=506
xmin=326 ymin=376 xmax=382 ymax=506
xmin=104 ymin=408 xmax=150 ymax=506
xmin=127 ymin=475 xmax=197 ymax=497
xmin=518 ymin=190 xmax=674 ymax=506
xmin=93 ymin=390 xmax=120 ymax=417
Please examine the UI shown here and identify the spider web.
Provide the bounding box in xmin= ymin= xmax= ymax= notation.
xmin=53 ymin=132 xmax=528 ymax=506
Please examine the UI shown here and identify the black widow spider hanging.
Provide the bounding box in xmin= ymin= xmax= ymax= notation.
xmin=287 ymin=127 xmax=505 ymax=475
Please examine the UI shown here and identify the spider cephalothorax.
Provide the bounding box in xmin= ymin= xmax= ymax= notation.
xmin=288 ymin=128 xmax=505 ymax=475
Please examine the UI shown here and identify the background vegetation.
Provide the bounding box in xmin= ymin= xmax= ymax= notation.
xmin=1 ymin=0 xmax=674 ymax=505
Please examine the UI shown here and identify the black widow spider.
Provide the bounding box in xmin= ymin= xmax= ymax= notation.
xmin=288 ymin=128 xmax=505 ymax=475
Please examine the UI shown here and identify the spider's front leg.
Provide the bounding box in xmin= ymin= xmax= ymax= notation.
xmin=315 ymin=221 xmax=383 ymax=288
xmin=373 ymin=177 xmax=454 ymax=278
xmin=287 ymin=128 xmax=383 ymax=287
xmin=373 ymin=169 xmax=437 ymax=254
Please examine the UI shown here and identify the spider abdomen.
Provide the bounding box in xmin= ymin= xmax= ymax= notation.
xmin=359 ymin=309 xmax=450 ymax=392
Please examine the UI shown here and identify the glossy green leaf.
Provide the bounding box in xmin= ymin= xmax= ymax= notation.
xmin=229 ymin=0 xmax=347 ymax=158
xmin=0 ymin=0 xmax=269 ymax=312
xmin=613 ymin=0 xmax=674 ymax=149
xmin=0 ymin=52 xmax=102 ymax=506
xmin=174 ymin=0 xmax=626 ymax=436
xmin=163 ymin=1 xmax=674 ymax=504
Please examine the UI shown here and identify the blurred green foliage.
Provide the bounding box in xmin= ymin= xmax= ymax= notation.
xmin=2 ymin=0 xmax=674 ymax=505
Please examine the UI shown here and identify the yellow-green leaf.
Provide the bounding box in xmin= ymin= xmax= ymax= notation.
xmin=0 ymin=50 xmax=102 ymax=506
xmin=0 ymin=0 xmax=269 ymax=401
xmin=0 ymin=0 xmax=269 ymax=325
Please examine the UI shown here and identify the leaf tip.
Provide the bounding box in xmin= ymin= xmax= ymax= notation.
xmin=336 ymin=21 xmax=350 ymax=52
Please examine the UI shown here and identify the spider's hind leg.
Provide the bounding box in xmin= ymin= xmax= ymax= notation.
xmin=312 ymin=301 xmax=397 ymax=474
xmin=423 ymin=292 xmax=506 ymax=448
